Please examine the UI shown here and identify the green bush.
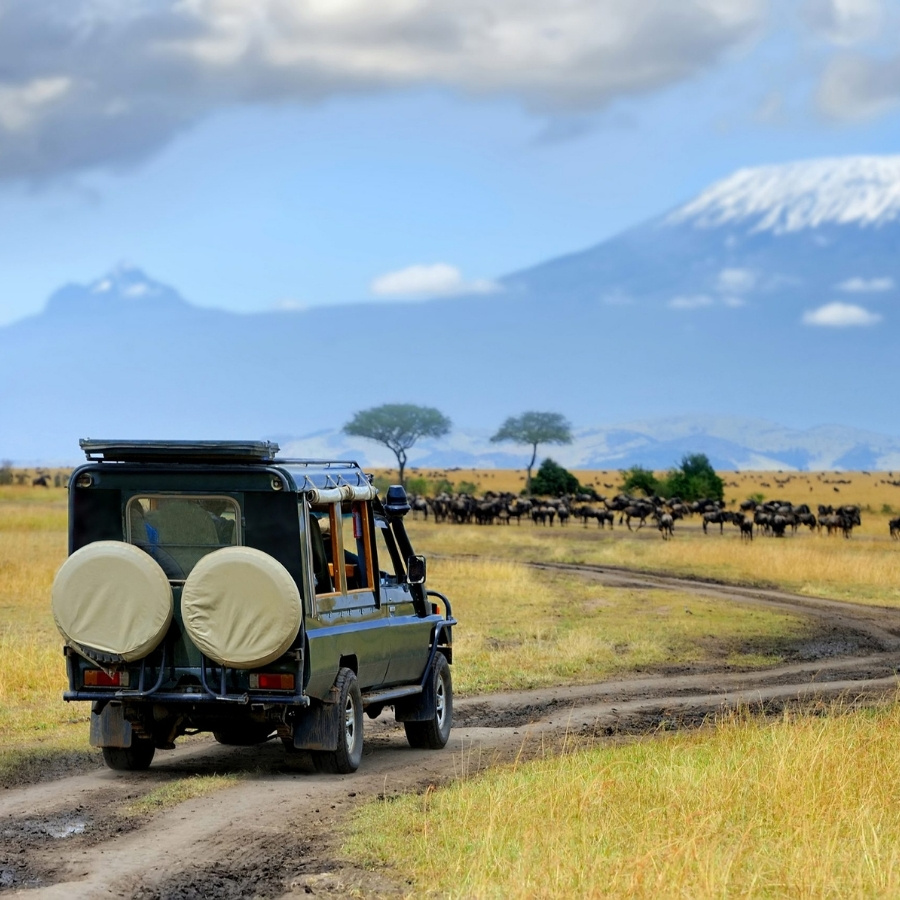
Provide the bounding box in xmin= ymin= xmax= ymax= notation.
xmin=405 ymin=476 xmax=431 ymax=496
xmin=663 ymin=454 xmax=724 ymax=502
xmin=0 ymin=461 xmax=12 ymax=486
xmin=620 ymin=466 xmax=660 ymax=497
xmin=530 ymin=458 xmax=582 ymax=497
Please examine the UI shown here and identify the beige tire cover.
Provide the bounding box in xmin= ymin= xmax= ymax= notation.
xmin=52 ymin=541 xmax=174 ymax=662
xmin=181 ymin=547 xmax=302 ymax=669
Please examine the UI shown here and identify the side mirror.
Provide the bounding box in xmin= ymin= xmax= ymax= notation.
xmin=407 ymin=554 xmax=426 ymax=585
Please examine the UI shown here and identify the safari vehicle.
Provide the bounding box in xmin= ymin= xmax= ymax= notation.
xmin=53 ymin=439 xmax=455 ymax=773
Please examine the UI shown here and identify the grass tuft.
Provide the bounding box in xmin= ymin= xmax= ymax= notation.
xmin=124 ymin=774 xmax=241 ymax=816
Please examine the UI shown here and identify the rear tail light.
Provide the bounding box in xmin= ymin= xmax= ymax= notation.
xmin=431 ymin=603 xmax=440 ymax=616
xmin=249 ymin=673 xmax=295 ymax=691
xmin=84 ymin=669 xmax=128 ymax=687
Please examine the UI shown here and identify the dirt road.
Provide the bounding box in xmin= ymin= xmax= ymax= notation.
xmin=3 ymin=564 xmax=899 ymax=899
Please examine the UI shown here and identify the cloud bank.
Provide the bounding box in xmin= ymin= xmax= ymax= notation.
xmin=0 ymin=0 xmax=765 ymax=181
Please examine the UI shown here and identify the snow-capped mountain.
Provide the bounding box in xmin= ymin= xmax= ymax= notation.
xmin=44 ymin=263 xmax=188 ymax=317
xmin=2 ymin=155 xmax=899 ymax=464
xmin=666 ymin=156 xmax=900 ymax=233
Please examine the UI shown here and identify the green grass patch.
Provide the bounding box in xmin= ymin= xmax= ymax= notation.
xmin=124 ymin=774 xmax=242 ymax=816
xmin=346 ymin=700 xmax=900 ymax=898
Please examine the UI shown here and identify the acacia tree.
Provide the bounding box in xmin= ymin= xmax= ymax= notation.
xmin=490 ymin=411 xmax=573 ymax=496
xmin=343 ymin=403 xmax=451 ymax=487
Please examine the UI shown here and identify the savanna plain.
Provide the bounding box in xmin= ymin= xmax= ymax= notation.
xmin=3 ymin=469 xmax=900 ymax=898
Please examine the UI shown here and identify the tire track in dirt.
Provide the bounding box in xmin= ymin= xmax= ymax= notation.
xmin=3 ymin=564 xmax=898 ymax=899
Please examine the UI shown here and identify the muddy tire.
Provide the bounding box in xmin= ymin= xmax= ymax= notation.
xmin=405 ymin=653 xmax=452 ymax=750
xmin=311 ymin=668 xmax=363 ymax=774
xmin=101 ymin=738 xmax=156 ymax=771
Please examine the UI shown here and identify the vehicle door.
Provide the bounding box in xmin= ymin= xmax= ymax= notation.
xmin=304 ymin=499 xmax=390 ymax=693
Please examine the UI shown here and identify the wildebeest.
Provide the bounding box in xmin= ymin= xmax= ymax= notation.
xmin=702 ymin=510 xmax=737 ymax=534
xmin=890 ymin=517 xmax=900 ymax=539
xmin=657 ymin=513 xmax=674 ymax=540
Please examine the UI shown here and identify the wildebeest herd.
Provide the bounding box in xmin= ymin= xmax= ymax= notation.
xmin=411 ymin=492 xmax=872 ymax=541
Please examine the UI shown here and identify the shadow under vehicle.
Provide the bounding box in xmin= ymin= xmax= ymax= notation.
xmin=53 ymin=440 xmax=455 ymax=773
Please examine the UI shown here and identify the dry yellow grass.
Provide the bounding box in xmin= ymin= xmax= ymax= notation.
xmin=347 ymin=700 xmax=900 ymax=898
xmin=436 ymin=557 xmax=814 ymax=696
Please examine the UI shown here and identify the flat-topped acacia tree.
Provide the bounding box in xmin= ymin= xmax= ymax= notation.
xmin=343 ymin=403 xmax=451 ymax=487
xmin=490 ymin=411 xmax=573 ymax=496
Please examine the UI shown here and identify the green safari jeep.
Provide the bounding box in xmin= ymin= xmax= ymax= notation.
xmin=53 ymin=440 xmax=455 ymax=773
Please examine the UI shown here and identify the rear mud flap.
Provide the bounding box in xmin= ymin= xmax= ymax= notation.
xmin=90 ymin=702 xmax=133 ymax=748
xmin=292 ymin=699 xmax=339 ymax=752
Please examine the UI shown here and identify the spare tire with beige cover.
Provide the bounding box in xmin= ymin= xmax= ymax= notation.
xmin=181 ymin=547 xmax=302 ymax=669
xmin=52 ymin=541 xmax=174 ymax=664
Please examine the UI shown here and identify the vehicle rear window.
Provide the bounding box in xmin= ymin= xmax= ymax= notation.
xmin=126 ymin=496 xmax=240 ymax=579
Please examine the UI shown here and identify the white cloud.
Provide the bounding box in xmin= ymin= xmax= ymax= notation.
xmin=0 ymin=77 xmax=71 ymax=132
xmin=716 ymin=267 xmax=756 ymax=293
xmin=669 ymin=294 xmax=714 ymax=310
xmin=802 ymin=301 xmax=882 ymax=326
xmin=371 ymin=263 xmax=498 ymax=298
xmin=0 ymin=0 xmax=766 ymax=181
xmin=836 ymin=276 xmax=894 ymax=292
xmin=802 ymin=0 xmax=884 ymax=45
xmin=817 ymin=54 xmax=900 ymax=121
xmin=722 ymin=295 xmax=746 ymax=308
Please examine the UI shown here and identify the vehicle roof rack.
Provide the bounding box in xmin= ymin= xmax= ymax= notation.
xmin=79 ymin=439 xmax=280 ymax=464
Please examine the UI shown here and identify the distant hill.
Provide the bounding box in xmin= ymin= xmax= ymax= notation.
xmin=2 ymin=156 xmax=899 ymax=463
xmin=279 ymin=416 xmax=900 ymax=473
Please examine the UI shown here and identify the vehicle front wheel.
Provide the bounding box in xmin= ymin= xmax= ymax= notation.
xmin=312 ymin=668 xmax=363 ymax=774
xmin=101 ymin=737 xmax=156 ymax=771
xmin=405 ymin=653 xmax=452 ymax=750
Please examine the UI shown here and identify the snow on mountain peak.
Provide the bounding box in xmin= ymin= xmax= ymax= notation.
xmin=44 ymin=265 xmax=188 ymax=316
xmin=665 ymin=156 xmax=900 ymax=234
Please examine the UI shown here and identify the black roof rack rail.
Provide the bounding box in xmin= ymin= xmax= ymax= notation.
xmin=79 ymin=439 xmax=280 ymax=464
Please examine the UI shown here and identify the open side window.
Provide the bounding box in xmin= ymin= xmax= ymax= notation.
xmin=309 ymin=504 xmax=341 ymax=597
xmin=339 ymin=501 xmax=375 ymax=594
xmin=307 ymin=500 xmax=377 ymax=610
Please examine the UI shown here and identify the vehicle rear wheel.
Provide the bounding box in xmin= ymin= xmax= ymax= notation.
xmin=404 ymin=653 xmax=452 ymax=750
xmin=311 ymin=668 xmax=363 ymax=774
xmin=101 ymin=737 xmax=155 ymax=771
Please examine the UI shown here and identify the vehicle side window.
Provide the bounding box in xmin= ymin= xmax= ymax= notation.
xmin=373 ymin=516 xmax=403 ymax=585
xmin=309 ymin=505 xmax=340 ymax=596
xmin=126 ymin=495 xmax=239 ymax=579
xmin=339 ymin=501 xmax=375 ymax=593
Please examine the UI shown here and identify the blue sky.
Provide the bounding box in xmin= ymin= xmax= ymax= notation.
xmin=0 ymin=0 xmax=899 ymax=326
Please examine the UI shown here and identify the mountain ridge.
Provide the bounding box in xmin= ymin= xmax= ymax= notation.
xmin=3 ymin=154 xmax=899 ymax=464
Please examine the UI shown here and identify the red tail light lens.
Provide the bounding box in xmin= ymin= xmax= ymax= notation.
xmin=250 ymin=673 xmax=295 ymax=691
xmin=84 ymin=669 xmax=128 ymax=687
